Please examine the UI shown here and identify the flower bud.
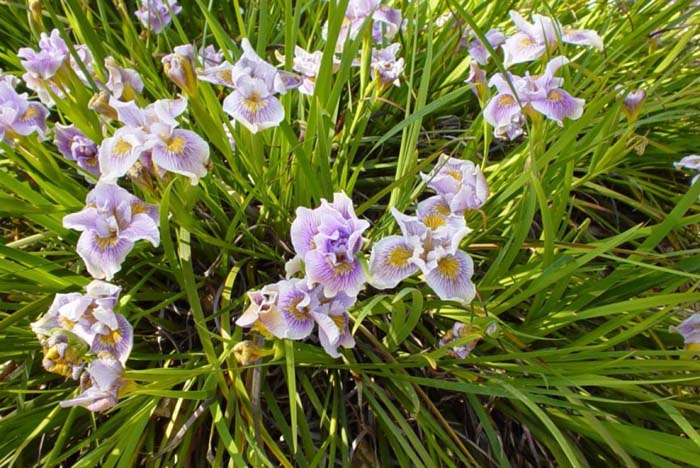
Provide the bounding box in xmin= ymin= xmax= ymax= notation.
xmin=88 ymin=91 xmax=117 ymax=120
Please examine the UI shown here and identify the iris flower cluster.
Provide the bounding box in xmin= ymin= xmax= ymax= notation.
xmin=31 ymin=281 xmax=132 ymax=412
xmin=134 ymin=0 xmax=182 ymax=34
xmin=369 ymin=155 xmax=488 ymax=304
xmin=452 ymin=11 xmax=604 ymax=140
xmin=236 ymin=193 xmax=367 ymax=357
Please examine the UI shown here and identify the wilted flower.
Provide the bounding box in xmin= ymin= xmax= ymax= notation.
xmin=54 ymin=124 xmax=101 ymax=180
xmin=670 ymin=314 xmax=700 ymax=350
xmin=439 ymin=322 xmax=480 ymax=359
xmin=99 ymin=97 xmax=210 ymax=184
xmin=420 ymin=155 xmax=489 ymax=213
xmin=484 ymin=56 xmax=584 ymax=137
xmin=464 ymin=29 xmax=506 ymax=65
xmin=290 ymin=46 xmax=325 ymax=96
xmin=233 ymin=340 xmax=273 ymax=365
xmin=60 ymin=353 xmax=125 ymax=412
xmin=503 ymin=10 xmax=604 ymax=67
xmin=465 ymin=62 xmax=487 ymax=100
xmin=39 ymin=332 xmax=86 ymax=379
xmin=371 ymin=43 xmax=404 ymax=87
xmin=619 ymin=88 xmax=646 ymax=122
xmin=104 ymin=57 xmax=144 ymax=101
xmin=291 ymin=192 xmax=370 ymax=298
xmin=0 ymin=81 xmax=48 ymax=143
xmin=162 ymin=45 xmax=198 ymax=95
xmin=134 ymin=0 xmax=182 ymax=34
xmin=63 ymin=182 xmax=160 ymax=280
xmin=236 ymin=284 xmax=282 ymax=336
xmin=221 ymin=39 xmax=301 ymax=133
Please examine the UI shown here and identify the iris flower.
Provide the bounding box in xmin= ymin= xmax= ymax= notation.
xmin=53 ymin=124 xmax=100 ymax=180
xmin=134 ymin=0 xmax=181 ymax=34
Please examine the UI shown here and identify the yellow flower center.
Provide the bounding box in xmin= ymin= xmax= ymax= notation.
xmin=423 ymin=213 xmax=447 ymax=230
xmin=436 ymin=256 xmax=461 ymax=280
xmin=243 ymin=93 xmax=265 ymax=112
xmin=98 ymin=328 xmax=122 ymax=347
xmin=21 ymin=106 xmax=39 ymax=121
xmin=498 ymin=94 xmax=516 ymax=107
xmin=447 ymin=168 xmax=462 ymax=181
xmin=520 ymin=37 xmax=534 ymax=47
xmin=548 ymin=90 xmax=563 ymax=102
xmin=113 ymin=138 xmax=133 ymax=156
xmin=330 ymin=314 xmax=345 ymax=331
xmin=166 ymin=135 xmax=187 ymax=154
xmin=286 ymin=297 xmax=310 ymax=321
xmin=95 ymin=233 xmax=120 ymax=250
xmin=131 ymin=202 xmax=149 ymax=216
xmin=386 ymin=246 xmax=412 ymax=268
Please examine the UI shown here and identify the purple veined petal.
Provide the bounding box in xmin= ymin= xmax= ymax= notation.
xmin=88 ymin=354 xmax=124 ymax=390
xmin=196 ymin=61 xmax=236 ymax=88
xmin=369 ymin=235 xmax=420 ymax=289
xmin=222 ymin=76 xmax=285 ymax=134
xmin=149 ymin=128 xmax=210 ymax=185
xmin=530 ymin=14 xmax=561 ymax=46
xmin=105 ymin=56 xmax=144 ymax=100
xmin=509 ymin=10 xmax=538 ymax=38
xmin=290 ymin=207 xmax=321 ymax=257
xmin=329 ymin=192 xmax=360 ymax=221
xmin=467 ymin=40 xmax=490 ymax=66
xmin=502 ymin=32 xmax=546 ymax=67
xmin=529 ymin=88 xmax=585 ymax=125
xmin=562 ymin=27 xmax=604 ymax=51
xmin=63 ymin=206 xmax=101 ymax=232
xmin=674 ymin=155 xmax=700 ymax=171
xmin=305 ymin=250 xmax=366 ymax=298
xmin=543 ymin=56 xmax=570 ymax=79
xmin=60 ymin=386 xmax=118 ymax=412
xmin=312 ymin=310 xmax=342 ymax=356
xmin=424 ymin=249 xmax=476 ymax=304
xmin=91 ymin=314 xmax=133 ymax=364
xmin=274 ymin=279 xmax=318 ymax=340
xmin=149 ymin=98 xmax=188 ymax=128
xmin=11 ymin=102 xmax=48 ymax=136
xmin=109 ymin=98 xmax=146 ymax=128
xmin=417 ymin=195 xmax=452 ymax=229
xmin=276 ymin=70 xmax=303 ymax=92
xmin=487 ymin=72 xmax=526 ymax=95
xmin=371 ymin=6 xmax=402 ymax=43
xmin=91 ymin=306 xmax=119 ymax=331
xmin=292 ymin=46 xmax=323 ymax=78
xmin=483 ymin=92 xmax=523 ymax=129
xmin=85 ymin=181 xmax=139 ymax=211
xmin=391 ymin=208 xmax=427 ymax=239
xmin=85 ymin=279 xmax=122 ymax=304
xmin=432 ymin=216 xmax=473 ymax=255
xmin=120 ymin=212 xmax=160 ymax=247
xmin=98 ymin=127 xmax=147 ymax=182
xmin=670 ymin=313 xmax=700 ymax=345
xmin=54 ymin=124 xmax=84 ymax=160
xmin=76 ymin=230 xmax=135 ymax=280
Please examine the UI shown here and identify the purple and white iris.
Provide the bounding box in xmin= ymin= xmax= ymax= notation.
xmin=503 ymin=10 xmax=603 ymax=67
xmin=291 ymin=46 xmax=325 ymax=96
xmin=484 ymin=56 xmax=585 ymax=138
xmin=220 ymin=39 xmax=301 ymax=133
xmin=0 ymin=81 xmax=48 ymax=143
xmin=60 ymin=353 xmax=125 ymax=412
xmin=291 ymin=192 xmax=370 ymax=298
xmin=104 ymin=56 xmax=144 ymax=102
xmin=371 ymin=43 xmax=404 ymax=87
xmin=324 ymin=0 xmax=402 ymax=52
xmin=464 ymin=29 xmax=506 ymax=65
xmin=17 ymin=29 xmax=69 ymax=80
xmin=98 ymin=97 xmax=209 ymax=185
xmin=370 ymin=156 xmax=484 ymax=304
xmin=670 ymin=314 xmax=700 ymax=349
xmin=54 ymin=124 xmax=100 ymax=180
xmin=134 ymin=0 xmax=182 ymax=34
xmin=439 ymin=322 xmax=479 ymax=359
xmin=63 ymin=182 xmax=160 ymax=280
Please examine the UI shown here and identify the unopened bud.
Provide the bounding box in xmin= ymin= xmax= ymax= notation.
xmin=88 ymin=91 xmax=117 ymax=120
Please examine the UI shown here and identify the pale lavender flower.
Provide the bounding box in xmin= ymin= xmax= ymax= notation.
xmin=236 ymin=284 xmax=283 ymax=336
xmin=69 ymin=44 xmax=96 ymax=86
xmin=291 ymin=193 xmax=369 ymax=298
xmin=60 ymin=353 xmax=125 ymax=412
xmin=674 ymin=155 xmax=700 ymax=171
xmin=465 ymin=62 xmax=487 ymax=100
xmin=369 ymin=207 xmax=475 ymax=304
xmin=0 ymin=82 xmax=48 ymax=142
xmin=420 ymin=155 xmax=489 ymax=213
xmin=292 ymin=46 xmax=324 ymax=96
xmin=196 ymin=61 xmax=236 ymax=88
xmin=105 ymin=56 xmax=144 ymax=101
xmin=484 ymin=56 xmax=584 ymax=134
xmin=439 ymin=322 xmax=479 ymax=359
xmin=619 ymin=87 xmax=646 ymax=121
xmin=54 ymin=124 xmax=100 ymax=180
xmin=200 ymin=45 xmax=224 ymax=68
xmin=220 ymin=39 xmax=301 ymax=133
xmin=162 ymin=45 xmax=198 ymax=94
xmin=323 ymin=0 xmax=402 ymax=52
xmin=503 ymin=10 xmax=603 ymax=67
xmin=371 ymin=43 xmax=404 ymax=87
xmin=99 ymin=97 xmax=209 ymax=184
xmin=269 ymin=279 xmax=338 ymax=340
xmin=0 ymin=69 xmax=20 ymax=88
xmin=318 ymin=292 xmax=356 ymax=358
xmin=465 ymin=29 xmax=506 ymax=65
xmin=134 ymin=0 xmax=182 ymax=34
xmin=17 ymin=29 xmax=69 ymax=80
xmin=670 ymin=314 xmax=700 ymax=348
xmin=63 ymin=182 xmax=160 ymax=280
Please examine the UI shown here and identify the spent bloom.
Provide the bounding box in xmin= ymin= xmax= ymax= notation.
xmin=162 ymin=45 xmax=199 ymax=95
xmin=439 ymin=322 xmax=480 ymax=359
xmin=291 ymin=192 xmax=370 ymax=298
xmin=484 ymin=56 xmax=584 ymax=138
xmin=670 ymin=314 xmax=700 ymax=350
xmin=0 ymin=81 xmax=48 ymax=143
xmin=53 ymin=124 xmax=101 ymax=180
xmin=60 ymin=353 xmax=126 ymax=412
xmin=371 ymin=43 xmax=405 ymax=87
xmin=63 ymin=182 xmax=160 ymax=280
xmin=221 ymin=39 xmax=301 ymax=133
xmin=503 ymin=10 xmax=604 ymax=67
xmin=618 ymin=87 xmax=646 ymax=122
xmin=104 ymin=56 xmax=144 ymax=102
xmin=99 ymin=97 xmax=210 ymax=185
xmin=134 ymin=0 xmax=182 ymax=34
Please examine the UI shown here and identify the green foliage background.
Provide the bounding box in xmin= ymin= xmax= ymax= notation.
xmin=1 ymin=0 xmax=700 ymax=466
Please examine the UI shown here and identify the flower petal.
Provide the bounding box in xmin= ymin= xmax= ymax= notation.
xmin=369 ymin=235 xmax=419 ymax=289
xmin=424 ymin=250 xmax=476 ymax=304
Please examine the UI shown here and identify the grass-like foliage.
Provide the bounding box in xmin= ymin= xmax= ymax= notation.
xmin=1 ymin=0 xmax=700 ymax=466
